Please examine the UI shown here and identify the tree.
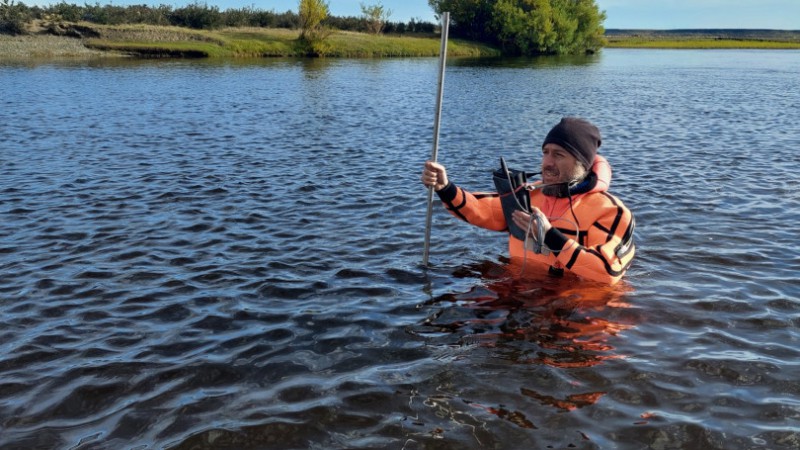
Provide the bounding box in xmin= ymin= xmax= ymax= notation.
xmin=298 ymin=0 xmax=328 ymax=39
xmin=360 ymin=2 xmax=391 ymax=34
xmin=428 ymin=0 xmax=494 ymax=42
xmin=429 ymin=0 xmax=606 ymax=55
xmin=491 ymin=0 xmax=552 ymax=55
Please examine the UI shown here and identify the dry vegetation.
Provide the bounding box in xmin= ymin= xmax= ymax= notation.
xmin=0 ymin=34 xmax=112 ymax=59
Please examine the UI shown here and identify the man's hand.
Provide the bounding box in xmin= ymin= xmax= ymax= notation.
xmin=421 ymin=161 xmax=449 ymax=192
xmin=512 ymin=208 xmax=552 ymax=236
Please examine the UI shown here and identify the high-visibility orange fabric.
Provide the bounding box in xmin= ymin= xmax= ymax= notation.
xmin=437 ymin=155 xmax=635 ymax=284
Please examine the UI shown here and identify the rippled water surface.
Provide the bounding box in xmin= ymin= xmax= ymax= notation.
xmin=2 ymin=50 xmax=800 ymax=449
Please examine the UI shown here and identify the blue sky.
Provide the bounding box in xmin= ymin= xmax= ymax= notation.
xmin=26 ymin=0 xmax=800 ymax=29
xmin=595 ymin=0 xmax=800 ymax=29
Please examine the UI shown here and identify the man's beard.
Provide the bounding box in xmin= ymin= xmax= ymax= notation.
xmin=541 ymin=164 xmax=588 ymax=198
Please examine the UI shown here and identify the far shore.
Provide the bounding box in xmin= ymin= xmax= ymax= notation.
xmin=605 ymin=28 xmax=800 ymax=49
xmin=2 ymin=24 xmax=800 ymax=60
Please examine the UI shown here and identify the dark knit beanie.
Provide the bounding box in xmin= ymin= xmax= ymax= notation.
xmin=542 ymin=117 xmax=602 ymax=170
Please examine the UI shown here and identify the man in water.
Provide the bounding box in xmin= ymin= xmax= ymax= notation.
xmin=421 ymin=117 xmax=635 ymax=284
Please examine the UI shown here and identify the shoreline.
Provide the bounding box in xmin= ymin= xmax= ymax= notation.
xmin=2 ymin=26 xmax=800 ymax=61
xmin=605 ymin=28 xmax=800 ymax=49
xmin=606 ymin=39 xmax=800 ymax=49
xmin=0 ymin=23 xmax=500 ymax=60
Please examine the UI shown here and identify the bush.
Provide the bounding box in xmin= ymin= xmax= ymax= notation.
xmin=123 ymin=4 xmax=171 ymax=26
xmin=48 ymin=1 xmax=82 ymax=22
xmin=83 ymin=2 xmax=129 ymax=25
xmin=169 ymin=2 xmax=222 ymax=30
xmin=387 ymin=17 xmax=435 ymax=34
xmin=222 ymin=6 xmax=252 ymax=27
xmin=360 ymin=2 xmax=390 ymax=34
xmin=0 ymin=0 xmax=30 ymax=35
xmin=324 ymin=15 xmax=366 ymax=33
xmin=274 ymin=10 xmax=299 ymax=28
xmin=298 ymin=0 xmax=328 ymax=38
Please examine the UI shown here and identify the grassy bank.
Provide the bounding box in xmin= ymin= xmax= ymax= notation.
xmin=4 ymin=24 xmax=800 ymax=60
xmin=606 ymin=29 xmax=800 ymax=49
xmin=0 ymin=22 xmax=500 ymax=59
xmin=607 ymin=38 xmax=800 ymax=49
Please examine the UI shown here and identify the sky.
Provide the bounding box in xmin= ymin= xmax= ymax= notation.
xmin=26 ymin=0 xmax=800 ymax=29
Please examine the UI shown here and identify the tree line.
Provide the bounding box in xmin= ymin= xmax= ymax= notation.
xmin=0 ymin=0 xmax=436 ymax=36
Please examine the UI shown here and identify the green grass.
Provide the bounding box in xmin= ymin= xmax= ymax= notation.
xmin=320 ymin=30 xmax=498 ymax=57
xmin=606 ymin=38 xmax=800 ymax=49
xmin=79 ymin=24 xmax=500 ymax=58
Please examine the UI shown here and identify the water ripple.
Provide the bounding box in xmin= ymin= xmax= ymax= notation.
xmin=1 ymin=52 xmax=800 ymax=449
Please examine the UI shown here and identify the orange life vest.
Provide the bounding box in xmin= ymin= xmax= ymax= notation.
xmin=437 ymin=155 xmax=635 ymax=284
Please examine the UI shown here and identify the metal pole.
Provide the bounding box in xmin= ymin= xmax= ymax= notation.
xmin=422 ymin=12 xmax=450 ymax=266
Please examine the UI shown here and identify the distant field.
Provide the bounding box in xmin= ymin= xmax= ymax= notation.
xmin=605 ymin=29 xmax=800 ymax=49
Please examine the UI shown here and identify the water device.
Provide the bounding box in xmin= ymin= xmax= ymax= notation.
xmin=493 ymin=157 xmax=531 ymax=242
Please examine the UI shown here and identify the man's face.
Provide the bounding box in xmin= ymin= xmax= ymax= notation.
xmin=541 ymin=143 xmax=586 ymax=186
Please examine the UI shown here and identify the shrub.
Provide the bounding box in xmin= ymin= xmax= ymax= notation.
xmin=274 ymin=10 xmax=299 ymax=28
xmin=222 ymin=6 xmax=251 ymax=27
xmin=360 ymin=2 xmax=390 ymax=34
xmin=48 ymin=1 xmax=82 ymax=22
xmin=298 ymin=0 xmax=328 ymax=38
xmin=169 ymin=2 xmax=222 ymax=30
xmin=123 ymin=4 xmax=171 ymax=26
xmin=324 ymin=15 xmax=366 ymax=33
xmin=0 ymin=0 xmax=30 ymax=35
xmin=83 ymin=2 xmax=128 ymax=25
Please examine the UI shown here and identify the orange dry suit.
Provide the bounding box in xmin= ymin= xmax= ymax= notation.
xmin=435 ymin=155 xmax=635 ymax=284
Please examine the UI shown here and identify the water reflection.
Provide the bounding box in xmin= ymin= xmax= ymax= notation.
xmin=420 ymin=260 xmax=634 ymax=368
xmin=408 ymin=260 xmax=636 ymax=442
xmin=3 ymin=49 xmax=800 ymax=449
xmin=450 ymin=53 xmax=601 ymax=69
xmin=426 ymin=263 xmax=631 ymax=391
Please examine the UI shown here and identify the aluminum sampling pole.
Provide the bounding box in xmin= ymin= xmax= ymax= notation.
xmin=422 ymin=12 xmax=450 ymax=266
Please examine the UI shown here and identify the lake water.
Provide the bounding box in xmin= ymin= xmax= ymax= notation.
xmin=1 ymin=49 xmax=799 ymax=449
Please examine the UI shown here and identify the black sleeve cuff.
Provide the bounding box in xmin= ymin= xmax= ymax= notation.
xmin=435 ymin=182 xmax=457 ymax=203
xmin=544 ymin=227 xmax=569 ymax=253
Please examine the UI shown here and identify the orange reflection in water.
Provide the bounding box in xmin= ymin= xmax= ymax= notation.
xmin=520 ymin=389 xmax=606 ymax=412
xmin=421 ymin=260 xmax=638 ymax=419
xmin=433 ymin=260 xmax=636 ymax=370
